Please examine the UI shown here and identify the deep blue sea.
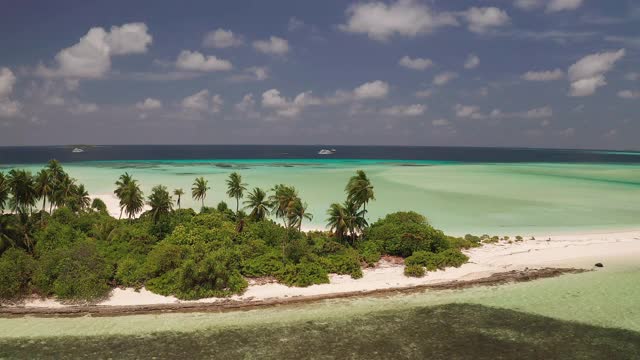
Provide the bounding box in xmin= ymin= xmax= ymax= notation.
xmin=0 ymin=145 xmax=639 ymax=164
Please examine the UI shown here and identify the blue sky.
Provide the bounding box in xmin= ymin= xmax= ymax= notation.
xmin=0 ymin=0 xmax=638 ymax=149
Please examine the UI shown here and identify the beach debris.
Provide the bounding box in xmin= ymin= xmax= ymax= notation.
xmin=594 ymin=263 xmax=604 ymax=268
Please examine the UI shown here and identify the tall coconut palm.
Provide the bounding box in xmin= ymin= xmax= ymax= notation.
xmin=7 ymin=169 xmax=37 ymax=214
xmin=120 ymin=180 xmax=144 ymax=221
xmin=225 ymin=172 xmax=247 ymax=213
xmin=191 ymin=177 xmax=210 ymax=209
xmin=73 ymin=184 xmax=91 ymax=211
xmin=269 ymin=184 xmax=298 ymax=228
xmin=326 ymin=202 xmax=349 ymax=242
xmin=34 ymin=169 xmax=53 ymax=212
xmin=346 ymin=170 xmax=375 ymax=212
xmin=114 ymin=173 xmax=134 ymax=219
xmin=287 ymin=198 xmax=313 ymax=231
xmin=0 ymin=172 xmax=8 ymax=214
xmin=344 ymin=200 xmax=368 ymax=243
xmin=53 ymin=174 xmax=76 ymax=209
xmin=148 ymin=185 xmax=173 ymax=223
xmin=173 ymin=188 xmax=184 ymax=209
xmin=243 ymin=187 xmax=271 ymax=221
xmin=46 ymin=159 xmax=65 ymax=212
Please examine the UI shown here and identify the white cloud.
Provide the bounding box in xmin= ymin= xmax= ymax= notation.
xmin=253 ymin=36 xmax=289 ymax=55
xmin=464 ymin=54 xmax=480 ymax=69
xmin=433 ymin=72 xmax=458 ymax=86
xmin=0 ymin=100 xmax=21 ymax=118
xmin=618 ymin=90 xmax=640 ymax=99
xmin=229 ymin=66 xmax=269 ymax=82
xmin=522 ymin=106 xmax=553 ymax=119
xmin=0 ymin=67 xmax=17 ymax=98
xmin=547 ymin=0 xmax=584 ymax=12
xmin=557 ymin=127 xmax=575 ymax=137
xmin=288 ymin=17 xmax=305 ymax=32
xmin=340 ymin=0 xmax=458 ymax=41
xmin=463 ymin=7 xmax=510 ymax=34
xmin=235 ymin=93 xmax=259 ymax=119
xmin=382 ymin=104 xmax=426 ymax=116
xmin=175 ymin=50 xmax=233 ymax=72
xmin=568 ymin=49 xmax=625 ymax=96
xmin=182 ymin=89 xmax=223 ymax=113
xmin=432 ymin=118 xmax=450 ymax=127
xmin=414 ymin=89 xmax=433 ymax=98
xmin=261 ymin=89 xmax=322 ymax=118
xmin=135 ymin=98 xmax=162 ymax=110
xmin=68 ymin=102 xmax=98 ymax=114
xmin=515 ymin=0 xmax=584 ymax=12
xmin=522 ymin=69 xmax=564 ymax=81
xmin=454 ymin=104 xmax=483 ymax=118
xmin=202 ymin=28 xmax=243 ymax=48
xmin=353 ymin=80 xmax=390 ymax=99
xmin=398 ymin=56 xmax=433 ymax=70
xmin=36 ymin=23 xmax=151 ymax=79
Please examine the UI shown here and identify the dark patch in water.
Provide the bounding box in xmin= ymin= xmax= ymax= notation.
xmin=1 ymin=304 xmax=638 ymax=359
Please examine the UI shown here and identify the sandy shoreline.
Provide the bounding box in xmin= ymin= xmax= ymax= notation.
xmin=3 ymin=227 xmax=639 ymax=315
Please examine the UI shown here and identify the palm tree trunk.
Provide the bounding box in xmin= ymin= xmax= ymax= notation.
xmin=119 ymin=207 xmax=123 ymax=220
xmin=42 ymin=196 xmax=46 ymax=212
xmin=236 ymin=197 xmax=239 ymax=213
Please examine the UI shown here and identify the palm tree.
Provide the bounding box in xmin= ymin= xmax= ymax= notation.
xmin=191 ymin=177 xmax=210 ymax=209
xmin=346 ymin=170 xmax=375 ymax=212
xmin=120 ymin=180 xmax=144 ymax=221
xmin=173 ymin=188 xmax=184 ymax=209
xmin=243 ymin=187 xmax=271 ymax=221
xmin=46 ymin=159 xmax=65 ymax=212
xmin=225 ymin=172 xmax=247 ymax=213
xmin=0 ymin=172 xmax=8 ymax=214
xmin=288 ymin=198 xmax=313 ymax=231
xmin=7 ymin=169 xmax=37 ymax=214
xmin=147 ymin=185 xmax=173 ymax=223
xmin=114 ymin=173 xmax=133 ymax=219
xmin=34 ymin=169 xmax=52 ymax=212
xmin=344 ymin=200 xmax=368 ymax=243
xmin=53 ymin=174 xmax=76 ymax=209
xmin=73 ymin=184 xmax=91 ymax=211
xmin=269 ymin=184 xmax=298 ymax=228
xmin=326 ymin=203 xmax=349 ymax=242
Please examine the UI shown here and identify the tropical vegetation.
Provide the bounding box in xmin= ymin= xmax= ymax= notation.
xmin=0 ymin=161 xmax=481 ymax=303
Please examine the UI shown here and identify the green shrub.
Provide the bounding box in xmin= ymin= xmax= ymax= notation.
xmin=405 ymin=249 xmax=469 ymax=272
xmin=358 ymin=240 xmax=382 ymax=266
xmin=404 ymin=264 xmax=425 ymax=277
xmin=174 ymin=248 xmax=248 ymax=299
xmin=365 ymin=212 xmax=449 ymax=257
xmin=33 ymin=240 xmax=112 ymax=301
xmin=91 ymin=198 xmax=108 ymax=213
xmin=277 ymin=261 xmax=329 ymax=287
xmin=34 ymin=222 xmax=86 ymax=255
xmin=141 ymin=243 xmax=187 ymax=279
xmin=447 ymin=235 xmax=482 ymax=250
xmin=241 ymin=250 xmax=283 ymax=278
xmin=0 ymin=248 xmax=36 ymax=301
xmin=115 ymin=256 xmax=145 ymax=287
xmin=405 ymin=251 xmax=438 ymax=271
xmin=515 ymin=236 xmax=523 ymax=241
xmin=321 ymin=249 xmax=363 ymax=279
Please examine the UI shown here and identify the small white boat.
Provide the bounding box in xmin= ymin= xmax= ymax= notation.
xmin=318 ymin=149 xmax=335 ymax=155
xmin=72 ymin=148 xmax=84 ymax=153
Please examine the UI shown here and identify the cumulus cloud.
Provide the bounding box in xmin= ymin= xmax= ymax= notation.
xmin=340 ymin=0 xmax=458 ymax=41
xmin=202 ymin=28 xmax=243 ymax=48
xmin=36 ymin=23 xmax=151 ymax=79
xmin=568 ymin=49 xmax=625 ymax=96
xmin=399 ymin=56 xmax=433 ymax=70
xmin=253 ymin=36 xmax=289 ymax=55
xmin=414 ymin=89 xmax=433 ymax=98
xmin=522 ymin=106 xmax=553 ymax=119
xmin=463 ymin=7 xmax=510 ymax=34
xmin=433 ymin=72 xmax=458 ymax=86
xmin=464 ymin=54 xmax=480 ymax=69
xmin=234 ymin=93 xmax=260 ymax=119
xmin=68 ymin=102 xmax=98 ymax=114
xmin=432 ymin=118 xmax=450 ymax=127
xmin=135 ymin=98 xmax=162 ymax=110
xmin=229 ymin=66 xmax=269 ymax=82
xmin=625 ymin=72 xmax=640 ymax=81
xmin=353 ymin=80 xmax=390 ymax=99
xmin=522 ymin=69 xmax=564 ymax=81
xmin=261 ymin=89 xmax=322 ymax=118
xmin=182 ymin=89 xmax=223 ymax=113
xmin=618 ymin=90 xmax=640 ymax=99
xmin=455 ymin=104 xmax=552 ymax=120
xmin=515 ymin=0 xmax=584 ymax=12
xmin=175 ymin=50 xmax=233 ymax=72
xmin=382 ymin=104 xmax=426 ymax=116
xmin=455 ymin=104 xmax=483 ymax=119
xmin=0 ymin=67 xmax=22 ymax=118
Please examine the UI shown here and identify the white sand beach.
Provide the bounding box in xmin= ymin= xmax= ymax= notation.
xmin=15 ymin=228 xmax=640 ymax=310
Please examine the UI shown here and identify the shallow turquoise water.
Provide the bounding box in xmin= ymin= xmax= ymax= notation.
xmin=5 ymin=160 xmax=640 ymax=235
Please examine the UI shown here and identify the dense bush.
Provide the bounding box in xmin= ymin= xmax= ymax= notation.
xmin=405 ymin=249 xmax=469 ymax=272
xmin=320 ymin=249 xmax=363 ymax=279
xmin=277 ymin=260 xmax=330 ymax=287
xmin=33 ymin=240 xmax=112 ymax=301
xmin=447 ymin=235 xmax=482 ymax=250
xmin=0 ymin=248 xmax=36 ymax=301
xmin=404 ymin=264 xmax=426 ymax=277
xmin=365 ymin=212 xmax=449 ymax=257
xmin=33 ymin=221 xmax=87 ymax=255
xmin=357 ymin=240 xmax=383 ymax=266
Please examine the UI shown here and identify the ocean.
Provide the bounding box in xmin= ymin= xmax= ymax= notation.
xmin=1 ymin=145 xmax=639 ymax=358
